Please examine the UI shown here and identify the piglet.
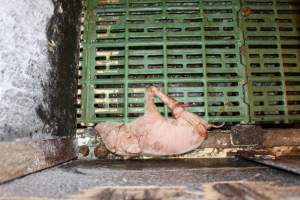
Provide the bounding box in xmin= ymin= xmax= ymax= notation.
xmin=95 ymin=86 xmax=223 ymax=158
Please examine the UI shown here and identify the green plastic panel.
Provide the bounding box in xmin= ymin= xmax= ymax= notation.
xmin=78 ymin=0 xmax=300 ymax=126
xmin=241 ymin=0 xmax=300 ymax=123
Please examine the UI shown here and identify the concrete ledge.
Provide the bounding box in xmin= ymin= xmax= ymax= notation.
xmin=203 ymin=128 xmax=300 ymax=149
xmin=0 ymin=138 xmax=77 ymax=184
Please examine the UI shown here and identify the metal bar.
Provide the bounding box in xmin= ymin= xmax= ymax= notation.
xmin=199 ymin=0 xmax=209 ymax=122
xmin=163 ymin=0 xmax=168 ymax=117
xmin=124 ymin=0 xmax=129 ymax=123
xmin=80 ymin=0 xmax=91 ymax=126
xmin=81 ymin=0 xmax=96 ymax=126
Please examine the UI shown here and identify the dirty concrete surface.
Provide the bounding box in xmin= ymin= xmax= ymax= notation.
xmin=0 ymin=0 xmax=54 ymax=141
xmin=0 ymin=0 xmax=81 ymax=184
xmin=1 ymin=158 xmax=300 ymax=199
xmin=0 ymin=0 xmax=80 ymax=142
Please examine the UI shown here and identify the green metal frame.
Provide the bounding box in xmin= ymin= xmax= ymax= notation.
xmin=78 ymin=0 xmax=300 ymax=126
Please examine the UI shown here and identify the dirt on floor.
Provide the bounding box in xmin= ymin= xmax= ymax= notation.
xmin=1 ymin=182 xmax=300 ymax=200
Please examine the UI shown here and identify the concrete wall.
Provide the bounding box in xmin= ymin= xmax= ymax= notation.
xmin=0 ymin=0 xmax=81 ymax=142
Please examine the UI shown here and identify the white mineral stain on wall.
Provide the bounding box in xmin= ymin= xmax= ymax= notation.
xmin=0 ymin=0 xmax=54 ymax=141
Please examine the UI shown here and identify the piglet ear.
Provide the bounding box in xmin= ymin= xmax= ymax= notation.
xmin=126 ymin=144 xmax=141 ymax=154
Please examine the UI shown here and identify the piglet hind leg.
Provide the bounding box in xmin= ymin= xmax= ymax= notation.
xmin=144 ymin=87 xmax=163 ymax=118
xmin=150 ymin=86 xmax=225 ymax=134
xmin=150 ymin=86 xmax=193 ymax=119
xmin=149 ymin=86 xmax=178 ymax=110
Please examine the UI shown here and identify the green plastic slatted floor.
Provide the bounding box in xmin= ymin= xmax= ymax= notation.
xmin=78 ymin=0 xmax=300 ymax=127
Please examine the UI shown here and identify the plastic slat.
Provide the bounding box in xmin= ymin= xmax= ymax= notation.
xmin=77 ymin=0 xmax=300 ymax=126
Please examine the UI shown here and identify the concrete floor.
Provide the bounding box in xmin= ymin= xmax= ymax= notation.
xmin=1 ymin=158 xmax=300 ymax=199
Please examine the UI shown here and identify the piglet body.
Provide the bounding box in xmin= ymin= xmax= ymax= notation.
xmin=95 ymin=87 xmax=221 ymax=158
xmin=130 ymin=115 xmax=203 ymax=156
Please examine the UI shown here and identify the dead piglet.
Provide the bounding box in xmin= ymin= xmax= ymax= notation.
xmin=95 ymin=86 xmax=224 ymax=158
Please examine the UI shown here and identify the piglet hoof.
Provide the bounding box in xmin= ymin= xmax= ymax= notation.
xmin=146 ymin=87 xmax=155 ymax=96
xmin=79 ymin=145 xmax=90 ymax=157
xmin=149 ymin=86 xmax=159 ymax=93
xmin=94 ymin=143 xmax=109 ymax=159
